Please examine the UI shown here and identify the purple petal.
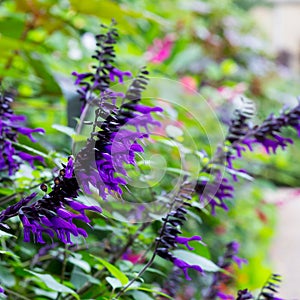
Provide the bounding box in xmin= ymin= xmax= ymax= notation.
xmin=175 ymin=235 xmax=203 ymax=251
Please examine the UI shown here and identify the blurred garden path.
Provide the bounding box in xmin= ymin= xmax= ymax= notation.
xmin=268 ymin=188 xmax=300 ymax=299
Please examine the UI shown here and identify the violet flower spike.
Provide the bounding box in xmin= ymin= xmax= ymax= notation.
xmin=75 ymin=68 xmax=162 ymax=200
xmin=156 ymin=202 xmax=204 ymax=281
xmin=72 ymin=24 xmax=132 ymax=109
xmin=0 ymin=91 xmax=44 ymax=175
xmin=0 ymin=157 xmax=102 ymax=244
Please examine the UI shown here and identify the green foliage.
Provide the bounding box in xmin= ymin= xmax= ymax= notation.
xmin=0 ymin=0 xmax=297 ymax=299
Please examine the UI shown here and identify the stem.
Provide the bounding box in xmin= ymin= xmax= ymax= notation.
xmin=0 ymin=178 xmax=53 ymax=206
xmin=4 ymin=288 xmax=31 ymax=300
xmin=56 ymin=245 xmax=69 ymax=300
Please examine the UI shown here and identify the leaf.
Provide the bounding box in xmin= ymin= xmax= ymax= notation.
xmin=226 ymin=167 xmax=254 ymax=181
xmin=52 ymin=124 xmax=76 ymax=137
xmin=28 ymin=271 xmax=79 ymax=299
xmin=165 ymin=125 xmax=183 ymax=139
xmin=11 ymin=142 xmax=49 ymax=159
xmin=0 ymin=265 xmax=15 ymax=287
xmin=0 ymin=188 xmax=14 ymax=196
xmin=127 ymin=287 xmax=173 ymax=299
xmin=0 ymin=230 xmax=16 ymax=239
xmin=128 ymin=290 xmax=154 ymax=300
xmin=0 ymin=250 xmax=19 ymax=261
xmin=68 ymin=256 xmax=91 ymax=273
xmin=24 ymin=52 xmax=61 ymax=95
xmin=172 ymin=250 xmax=220 ymax=272
xmin=105 ymin=277 xmax=122 ymax=290
xmin=92 ymin=256 xmax=129 ymax=285
xmin=70 ymin=267 xmax=100 ymax=290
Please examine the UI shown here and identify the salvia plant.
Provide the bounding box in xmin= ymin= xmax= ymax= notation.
xmin=0 ymin=23 xmax=294 ymax=299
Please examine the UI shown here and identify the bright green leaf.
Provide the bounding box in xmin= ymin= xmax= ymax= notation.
xmin=92 ymin=256 xmax=129 ymax=285
xmin=28 ymin=271 xmax=79 ymax=299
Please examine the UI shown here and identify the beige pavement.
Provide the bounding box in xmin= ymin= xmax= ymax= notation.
xmin=267 ymin=188 xmax=300 ymax=299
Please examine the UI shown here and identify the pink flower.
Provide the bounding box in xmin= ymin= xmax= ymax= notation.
xmin=122 ymin=250 xmax=144 ymax=264
xmin=146 ymin=34 xmax=175 ymax=64
xmin=217 ymin=83 xmax=247 ymax=101
xmin=180 ymin=76 xmax=197 ymax=94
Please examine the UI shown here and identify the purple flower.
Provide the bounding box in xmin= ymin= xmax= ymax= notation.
xmin=109 ymin=68 xmax=131 ymax=83
xmin=156 ymin=203 xmax=204 ymax=281
xmin=0 ymin=193 xmax=37 ymax=223
xmin=65 ymin=156 xmax=74 ymax=178
xmin=0 ymin=157 xmax=102 ymax=244
xmin=75 ymin=68 xmax=162 ymax=200
xmin=172 ymin=257 xmax=203 ymax=281
xmin=14 ymin=127 xmax=45 ymax=143
xmin=195 ymin=174 xmax=234 ymax=215
xmin=224 ymin=241 xmax=247 ymax=268
xmin=175 ymin=235 xmax=203 ymax=251
xmin=18 ymin=152 xmax=44 ymax=168
xmin=0 ymin=91 xmax=44 ymax=175
xmin=226 ymin=100 xmax=300 ymax=179
xmin=72 ymin=24 xmax=132 ymax=110
xmin=0 ymin=286 xmax=4 ymax=294
xmin=236 ymin=289 xmax=253 ymax=300
xmin=216 ymin=292 xmax=234 ymax=299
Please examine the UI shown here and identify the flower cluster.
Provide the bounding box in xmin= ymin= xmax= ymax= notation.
xmin=156 ymin=202 xmax=204 ymax=280
xmin=75 ymin=68 xmax=162 ymax=199
xmin=0 ymin=91 xmax=44 ymax=176
xmin=203 ymin=241 xmax=247 ymax=300
xmin=226 ymin=98 xmax=300 ymax=177
xmin=72 ymin=23 xmax=131 ymax=110
xmin=195 ymin=173 xmax=234 ymax=215
xmin=0 ymin=157 xmax=102 ymax=244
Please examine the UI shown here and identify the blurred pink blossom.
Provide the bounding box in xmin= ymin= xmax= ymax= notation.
xmin=146 ymin=34 xmax=175 ymax=64
xmin=180 ymin=76 xmax=197 ymax=94
xmin=122 ymin=250 xmax=144 ymax=264
xmin=217 ymin=83 xmax=247 ymax=101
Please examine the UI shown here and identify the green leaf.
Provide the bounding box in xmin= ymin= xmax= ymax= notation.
xmin=92 ymin=256 xmax=129 ymax=285
xmin=0 ymin=230 xmax=16 ymax=239
xmin=105 ymin=277 xmax=122 ymax=290
xmin=0 ymin=250 xmax=19 ymax=261
xmin=128 ymin=290 xmax=154 ymax=300
xmin=24 ymin=52 xmax=62 ymax=95
xmin=52 ymin=124 xmax=76 ymax=137
xmin=165 ymin=125 xmax=183 ymax=139
xmin=28 ymin=271 xmax=79 ymax=299
xmin=0 ymin=265 xmax=16 ymax=287
xmin=70 ymin=267 xmax=100 ymax=290
xmin=11 ymin=142 xmax=49 ymax=159
xmin=68 ymin=256 xmax=91 ymax=273
xmin=127 ymin=287 xmax=172 ymax=299
xmin=172 ymin=250 xmax=220 ymax=272
xmin=0 ymin=188 xmax=14 ymax=196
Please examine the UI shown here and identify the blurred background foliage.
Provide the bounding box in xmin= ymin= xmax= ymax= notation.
xmin=1 ymin=0 xmax=300 ymax=299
